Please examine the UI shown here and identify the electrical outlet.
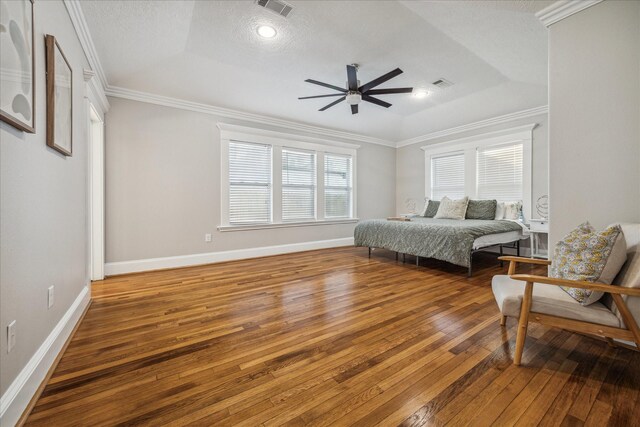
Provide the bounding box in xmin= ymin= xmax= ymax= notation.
xmin=48 ymin=285 xmax=55 ymax=309
xmin=7 ymin=321 xmax=16 ymax=353
xmin=205 ymin=233 xmax=212 ymax=243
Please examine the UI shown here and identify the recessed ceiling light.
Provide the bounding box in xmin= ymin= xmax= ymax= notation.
xmin=257 ymin=25 xmax=277 ymax=39
xmin=412 ymin=88 xmax=429 ymax=99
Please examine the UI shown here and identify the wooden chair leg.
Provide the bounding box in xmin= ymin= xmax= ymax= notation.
xmin=514 ymin=282 xmax=534 ymax=366
xmin=500 ymin=315 xmax=507 ymax=326
xmin=611 ymin=294 xmax=640 ymax=349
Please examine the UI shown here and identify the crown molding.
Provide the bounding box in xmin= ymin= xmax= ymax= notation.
xmin=63 ymin=0 xmax=110 ymax=111
xmin=396 ymin=105 xmax=548 ymax=148
xmin=535 ymin=0 xmax=603 ymax=27
xmin=105 ymin=86 xmax=395 ymax=147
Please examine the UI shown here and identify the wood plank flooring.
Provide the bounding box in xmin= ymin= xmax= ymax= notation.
xmin=25 ymin=247 xmax=640 ymax=426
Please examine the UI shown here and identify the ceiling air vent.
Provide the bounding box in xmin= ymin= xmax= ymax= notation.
xmin=432 ymin=78 xmax=454 ymax=89
xmin=256 ymin=0 xmax=293 ymax=18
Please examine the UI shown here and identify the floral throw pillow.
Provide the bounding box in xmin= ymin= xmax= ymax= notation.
xmin=434 ymin=196 xmax=469 ymax=220
xmin=551 ymin=222 xmax=627 ymax=306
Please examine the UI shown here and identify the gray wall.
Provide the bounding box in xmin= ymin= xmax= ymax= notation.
xmin=395 ymin=113 xmax=549 ymax=219
xmin=105 ymin=97 xmax=396 ymax=263
xmin=548 ymin=0 xmax=640 ymax=248
xmin=0 ymin=1 xmax=94 ymax=395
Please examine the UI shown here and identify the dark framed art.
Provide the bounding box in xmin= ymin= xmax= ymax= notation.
xmin=45 ymin=34 xmax=73 ymax=156
xmin=0 ymin=0 xmax=36 ymax=133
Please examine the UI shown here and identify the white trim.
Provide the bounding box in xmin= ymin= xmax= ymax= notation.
xmin=105 ymin=86 xmax=394 ymax=147
xmin=64 ymin=0 xmax=110 ymax=112
xmin=536 ymin=0 xmax=603 ymax=27
xmin=0 ymin=286 xmax=90 ymax=426
xmin=104 ymin=238 xmax=355 ymax=276
xmin=88 ymin=102 xmax=105 ymax=281
xmin=397 ymin=106 xmax=547 ymax=148
xmin=422 ymin=124 xmax=537 ymax=221
xmin=419 ymin=124 xmax=538 ymax=153
xmin=217 ymin=123 xmax=361 ymax=151
xmin=218 ymin=218 xmax=358 ymax=232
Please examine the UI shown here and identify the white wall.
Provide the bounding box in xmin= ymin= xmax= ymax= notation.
xmin=0 ymin=0 xmax=97 ymax=423
xmin=395 ymin=113 xmax=549 ymax=219
xmin=548 ymin=0 xmax=640 ymax=248
xmin=104 ymin=97 xmax=396 ymax=265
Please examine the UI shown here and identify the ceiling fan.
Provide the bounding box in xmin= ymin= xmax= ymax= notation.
xmin=298 ymin=64 xmax=413 ymax=115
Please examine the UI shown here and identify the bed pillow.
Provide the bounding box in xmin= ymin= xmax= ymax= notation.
xmin=419 ymin=198 xmax=430 ymax=216
xmin=494 ymin=202 xmax=505 ymax=220
xmin=434 ymin=196 xmax=469 ymax=220
xmin=551 ymin=222 xmax=627 ymax=306
xmin=465 ymin=200 xmax=497 ymax=220
xmin=423 ymin=200 xmax=440 ymax=218
xmin=503 ymin=201 xmax=522 ymax=220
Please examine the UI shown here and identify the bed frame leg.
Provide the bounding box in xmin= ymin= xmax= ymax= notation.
xmin=403 ymin=253 xmax=406 ymax=264
xmin=368 ymin=247 xmax=371 ymax=258
xmin=416 ymin=256 xmax=419 ymax=267
xmin=517 ymin=240 xmax=520 ymax=257
xmin=468 ymin=251 xmax=473 ymax=277
xmin=499 ymin=245 xmax=504 ymax=267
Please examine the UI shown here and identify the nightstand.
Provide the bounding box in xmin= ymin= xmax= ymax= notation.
xmin=529 ymin=219 xmax=549 ymax=259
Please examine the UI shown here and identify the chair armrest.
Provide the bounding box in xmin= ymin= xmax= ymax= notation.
xmin=510 ymin=274 xmax=640 ymax=297
xmin=499 ymin=256 xmax=551 ymax=275
xmin=499 ymin=256 xmax=551 ymax=266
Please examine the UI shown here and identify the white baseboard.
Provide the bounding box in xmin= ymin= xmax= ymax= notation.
xmin=0 ymin=285 xmax=91 ymax=426
xmin=104 ymin=237 xmax=355 ymax=276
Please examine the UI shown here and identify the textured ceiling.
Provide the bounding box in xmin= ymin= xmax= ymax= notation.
xmin=80 ymin=0 xmax=550 ymax=141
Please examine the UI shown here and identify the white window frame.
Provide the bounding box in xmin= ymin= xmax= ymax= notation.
xmin=218 ymin=123 xmax=358 ymax=231
xmin=422 ymin=124 xmax=536 ymax=220
xmin=323 ymin=153 xmax=354 ymax=219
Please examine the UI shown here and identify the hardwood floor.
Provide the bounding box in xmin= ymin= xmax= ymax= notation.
xmin=25 ymin=247 xmax=640 ymax=426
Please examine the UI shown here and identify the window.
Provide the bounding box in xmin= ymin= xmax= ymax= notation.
xmin=219 ymin=123 xmax=358 ymax=230
xmin=422 ymin=124 xmax=534 ymax=219
xmin=477 ymin=142 xmax=523 ymax=201
xmin=431 ymin=152 xmax=465 ymax=200
xmin=282 ymin=149 xmax=316 ymax=222
xmin=324 ymin=154 xmax=353 ymax=218
xmin=228 ymin=141 xmax=272 ymax=224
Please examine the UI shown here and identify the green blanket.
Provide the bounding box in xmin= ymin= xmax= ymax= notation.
xmin=354 ymin=218 xmax=524 ymax=267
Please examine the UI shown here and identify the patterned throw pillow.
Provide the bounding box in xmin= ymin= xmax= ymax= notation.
xmin=434 ymin=196 xmax=469 ymax=220
xmin=551 ymin=222 xmax=627 ymax=305
xmin=503 ymin=201 xmax=522 ymax=220
xmin=466 ymin=200 xmax=497 ymax=220
xmin=424 ymin=200 xmax=440 ymax=218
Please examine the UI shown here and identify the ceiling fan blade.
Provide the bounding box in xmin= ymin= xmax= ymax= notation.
xmin=351 ymin=104 xmax=358 ymax=115
xmin=319 ymin=96 xmax=346 ymax=111
xmin=346 ymin=65 xmax=358 ymax=91
xmin=363 ymin=94 xmax=391 ymax=108
xmin=305 ymin=79 xmax=347 ymax=93
xmin=359 ymin=68 xmax=403 ymax=93
xmin=365 ymin=87 xmax=413 ymax=95
xmin=298 ymin=93 xmax=346 ymax=100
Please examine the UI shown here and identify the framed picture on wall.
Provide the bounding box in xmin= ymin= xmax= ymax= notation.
xmin=45 ymin=34 xmax=73 ymax=156
xmin=0 ymin=0 xmax=36 ymax=133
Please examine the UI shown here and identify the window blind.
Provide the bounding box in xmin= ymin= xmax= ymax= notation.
xmin=324 ymin=154 xmax=352 ymax=218
xmin=228 ymin=141 xmax=272 ymax=224
xmin=431 ymin=152 xmax=465 ymax=200
xmin=282 ymin=149 xmax=316 ymax=222
xmin=476 ymin=142 xmax=523 ymax=201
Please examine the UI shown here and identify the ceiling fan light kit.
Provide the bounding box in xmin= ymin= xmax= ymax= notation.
xmin=299 ymin=64 xmax=413 ymax=115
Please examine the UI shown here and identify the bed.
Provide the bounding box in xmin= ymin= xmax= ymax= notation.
xmin=354 ymin=217 xmax=528 ymax=276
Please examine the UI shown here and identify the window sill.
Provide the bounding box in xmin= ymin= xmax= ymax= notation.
xmin=218 ymin=218 xmax=359 ymax=232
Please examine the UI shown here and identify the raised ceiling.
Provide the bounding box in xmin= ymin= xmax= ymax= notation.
xmin=80 ymin=0 xmax=550 ymax=142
